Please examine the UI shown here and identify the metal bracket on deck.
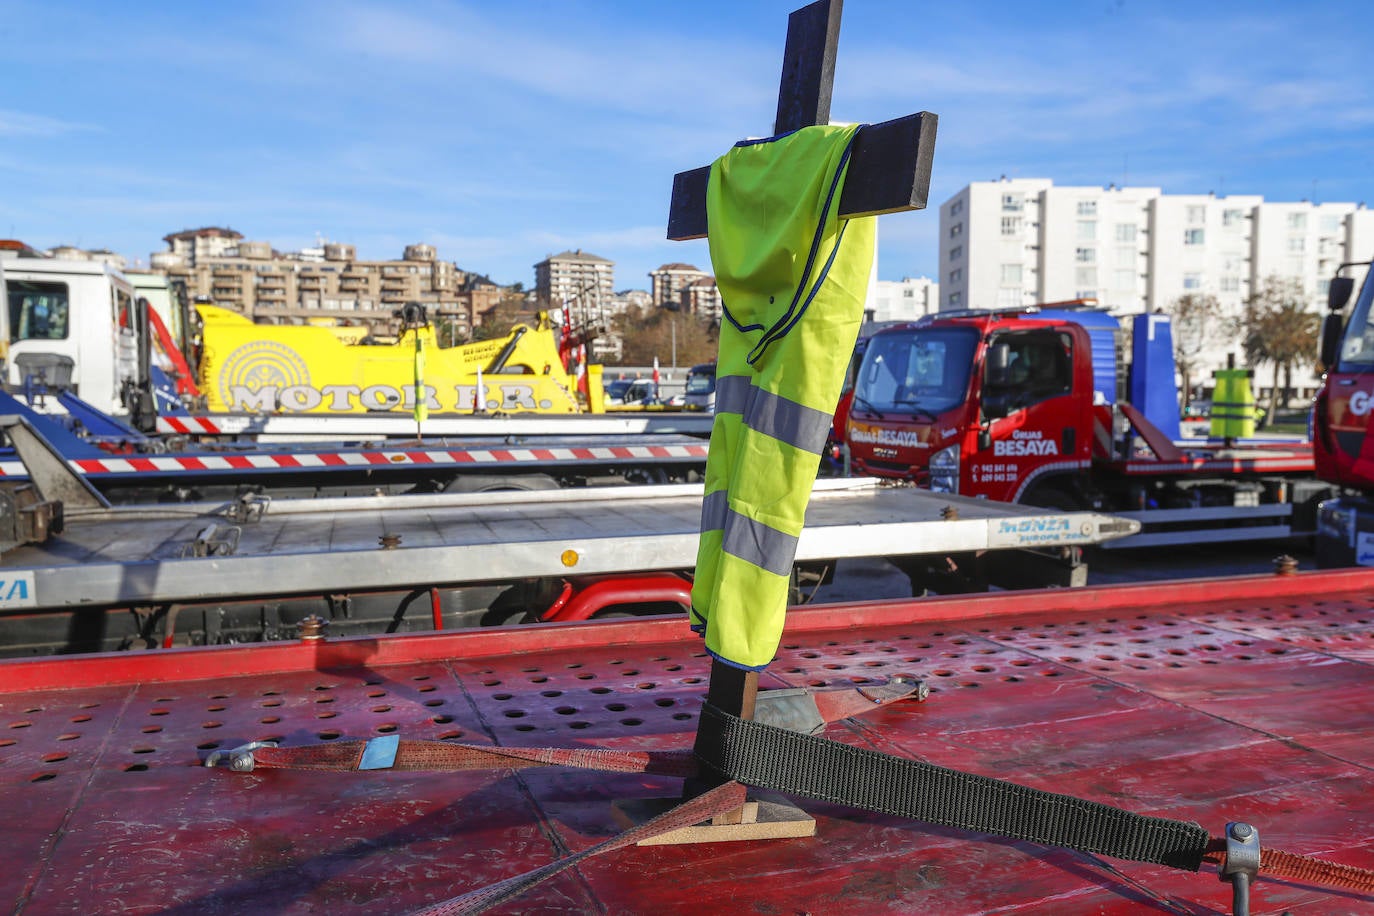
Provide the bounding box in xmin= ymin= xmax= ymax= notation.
xmin=1220 ymin=821 xmax=1260 ymax=916
xmin=226 ymin=493 xmax=270 ymax=525
xmin=0 ymin=483 xmax=62 ymax=555
xmin=204 ymin=740 xmax=278 ymax=772
xmin=182 ymin=524 xmax=242 ymax=558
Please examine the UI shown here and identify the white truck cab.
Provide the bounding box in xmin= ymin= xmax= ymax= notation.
xmin=0 ymin=258 xmax=139 ymax=416
xmin=683 ymin=362 xmax=717 ymax=412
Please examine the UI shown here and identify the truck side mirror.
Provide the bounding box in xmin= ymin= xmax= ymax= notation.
xmin=1320 ymin=313 xmax=1344 ymax=368
xmin=986 ymin=342 xmax=1010 ymax=385
xmin=1328 ymin=276 xmax=1355 ymax=311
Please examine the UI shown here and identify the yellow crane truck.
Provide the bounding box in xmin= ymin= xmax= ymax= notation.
xmin=197 ymin=303 xmax=605 ymax=415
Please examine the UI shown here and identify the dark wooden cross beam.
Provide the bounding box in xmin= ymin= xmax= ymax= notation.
xmin=669 ymin=0 xmax=937 ymax=735
xmin=666 ymin=0 xmax=937 ymax=242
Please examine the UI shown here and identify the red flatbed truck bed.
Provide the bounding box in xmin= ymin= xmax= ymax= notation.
xmin=4 ymin=567 xmax=1374 ymax=914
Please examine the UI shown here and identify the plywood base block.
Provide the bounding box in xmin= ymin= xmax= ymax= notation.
xmin=611 ymin=793 xmax=816 ymax=846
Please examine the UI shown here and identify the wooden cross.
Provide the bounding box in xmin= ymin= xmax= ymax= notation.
xmin=668 ymin=0 xmax=936 ymax=729
xmin=666 ymin=0 xmax=937 ymax=243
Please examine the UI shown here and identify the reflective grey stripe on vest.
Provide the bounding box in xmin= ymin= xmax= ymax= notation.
xmin=699 ymin=488 xmax=796 ymax=577
xmin=715 ymin=374 xmax=752 ymax=417
xmin=701 ymin=488 xmax=729 ymax=533
xmin=713 ymin=375 xmax=831 ymax=455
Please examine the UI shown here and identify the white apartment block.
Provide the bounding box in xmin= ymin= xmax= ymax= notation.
xmin=162 ymin=227 xmax=244 ymax=268
xmin=869 ymin=277 xmax=939 ymax=322
xmin=940 ymin=177 xmax=1374 ymax=380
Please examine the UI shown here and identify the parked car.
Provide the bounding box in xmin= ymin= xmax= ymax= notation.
xmin=603 ymin=377 xmax=658 ymax=406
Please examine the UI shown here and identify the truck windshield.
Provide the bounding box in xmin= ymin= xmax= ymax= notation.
xmin=7 ymin=280 xmax=70 ymax=340
xmin=1337 ymin=268 xmax=1374 ymax=371
xmin=685 ymin=369 xmax=716 ymax=395
xmin=855 ymin=327 xmax=977 ymax=416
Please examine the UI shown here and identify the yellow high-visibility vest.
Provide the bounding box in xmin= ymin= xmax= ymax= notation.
xmin=691 ymin=124 xmax=875 ymax=670
xmin=1210 ymin=367 xmax=1256 ymax=439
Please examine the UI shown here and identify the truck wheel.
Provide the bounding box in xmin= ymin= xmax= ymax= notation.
xmin=443 ymin=474 xmax=561 ymax=493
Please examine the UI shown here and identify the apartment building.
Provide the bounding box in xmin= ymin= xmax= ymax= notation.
xmin=939 ymin=178 xmax=1374 ymax=379
xmin=679 ymin=277 xmax=722 ymax=321
xmin=534 ymin=249 xmax=614 ymax=311
xmin=162 ymin=227 xmax=243 ymax=267
xmin=156 ymin=232 xmax=499 ymax=337
xmin=534 ymin=249 xmax=618 ymax=359
xmin=870 ymin=276 xmax=939 ymax=323
xmin=649 ymin=263 xmax=709 ymax=307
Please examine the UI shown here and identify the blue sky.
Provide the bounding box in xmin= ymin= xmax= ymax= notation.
xmin=4 ymin=1 xmax=1373 ymax=291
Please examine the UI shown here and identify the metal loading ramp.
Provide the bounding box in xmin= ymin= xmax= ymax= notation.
xmin=2 ymin=478 xmax=1136 ymax=613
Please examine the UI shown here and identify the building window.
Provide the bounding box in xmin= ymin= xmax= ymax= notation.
xmin=949 ymin=199 xmax=964 ymax=217
xmin=1116 ymin=247 xmax=1136 ymax=267
xmin=949 ymin=291 xmax=962 ymax=306
xmin=1287 ymin=237 xmax=1306 ymax=252
xmin=1321 ymin=215 xmax=1342 ymax=233
xmin=949 ymin=223 xmax=964 ymax=239
xmin=1287 ymin=212 xmax=1308 ymax=230
xmin=1183 ymin=273 xmax=1202 ymax=290
xmin=1002 ymin=194 xmax=1023 ymax=212
xmin=1075 ymin=247 xmax=1096 ymax=263
xmin=996 ymin=287 xmax=1022 ymax=308
xmin=1318 ymin=279 xmax=1332 ymax=295
xmin=948 ymin=268 xmax=963 ymax=283
xmin=1077 ymin=200 xmax=1097 ymax=216
xmin=1223 ymin=209 xmax=1246 ymax=227
xmin=1115 ymin=224 xmax=1137 ymax=243
xmin=1000 ymin=216 xmax=1022 ymax=237
xmin=1186 ymin=205 xmax=1206 ymax=224
xmin=949 ymin=245 xmax=963 ymax=261
xmin=1184 ymin=228 xmax=1205 ymax=245
xmin=1220 ymin=277 xmax=1240 ymax=292
xmin=1077 ymin=220 xmax=1096 ymax=240
xmin=1075 ymin=289 xmax=1097 ymax=300
xmin=1114 ymin=269 xmax=1135 ymax=289
xmin=1075 ymin=267 xmax=1097 ymax=286
xmin=1000 ymin=264 xmax=1023 ymax=284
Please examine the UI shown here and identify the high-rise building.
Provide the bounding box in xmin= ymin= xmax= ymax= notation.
xmin=534 ymin=249 xmax=614 ymax=312
xmin=939 ymin=178 xmax=1374 ymax=316
xmin=939 ymin=178 xmax=1374 ymax=382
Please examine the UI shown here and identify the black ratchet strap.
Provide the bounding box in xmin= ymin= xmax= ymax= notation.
xmin=694 ymin=701 xmax=1211 ymax=871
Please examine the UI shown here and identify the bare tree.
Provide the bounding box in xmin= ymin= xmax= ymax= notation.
xmin=1163 ymin=292 xmax=1227 ymax=407
xmin=618 ymin=309 xmax=719 ymax=367
xmin=473 ymin=291 xmax=535 ymax=341
xmin=1237 ymin=276 xmax=1320 ymax=426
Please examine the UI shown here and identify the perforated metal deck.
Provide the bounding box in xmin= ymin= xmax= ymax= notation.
xmin=4 ymin=568 xmax=1374 ymax=914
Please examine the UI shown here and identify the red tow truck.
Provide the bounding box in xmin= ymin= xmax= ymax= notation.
xmin=844 ymin=304 xmax=1329 ymax=556
xmin=1312 ymin=259 xmax=1374 ymax=566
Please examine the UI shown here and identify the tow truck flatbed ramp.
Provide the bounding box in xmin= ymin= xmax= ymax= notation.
xmin=156 ymin=410 xmax=717 ymax=441
xmin=3 ymin=567 xmax=1374 ymax=914
xmin=7 ymin=478 xmax=1134 ymax=612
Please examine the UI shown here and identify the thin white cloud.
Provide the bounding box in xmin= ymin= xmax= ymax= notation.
xmin=0 ymin=109 xmax=97 ymax=137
